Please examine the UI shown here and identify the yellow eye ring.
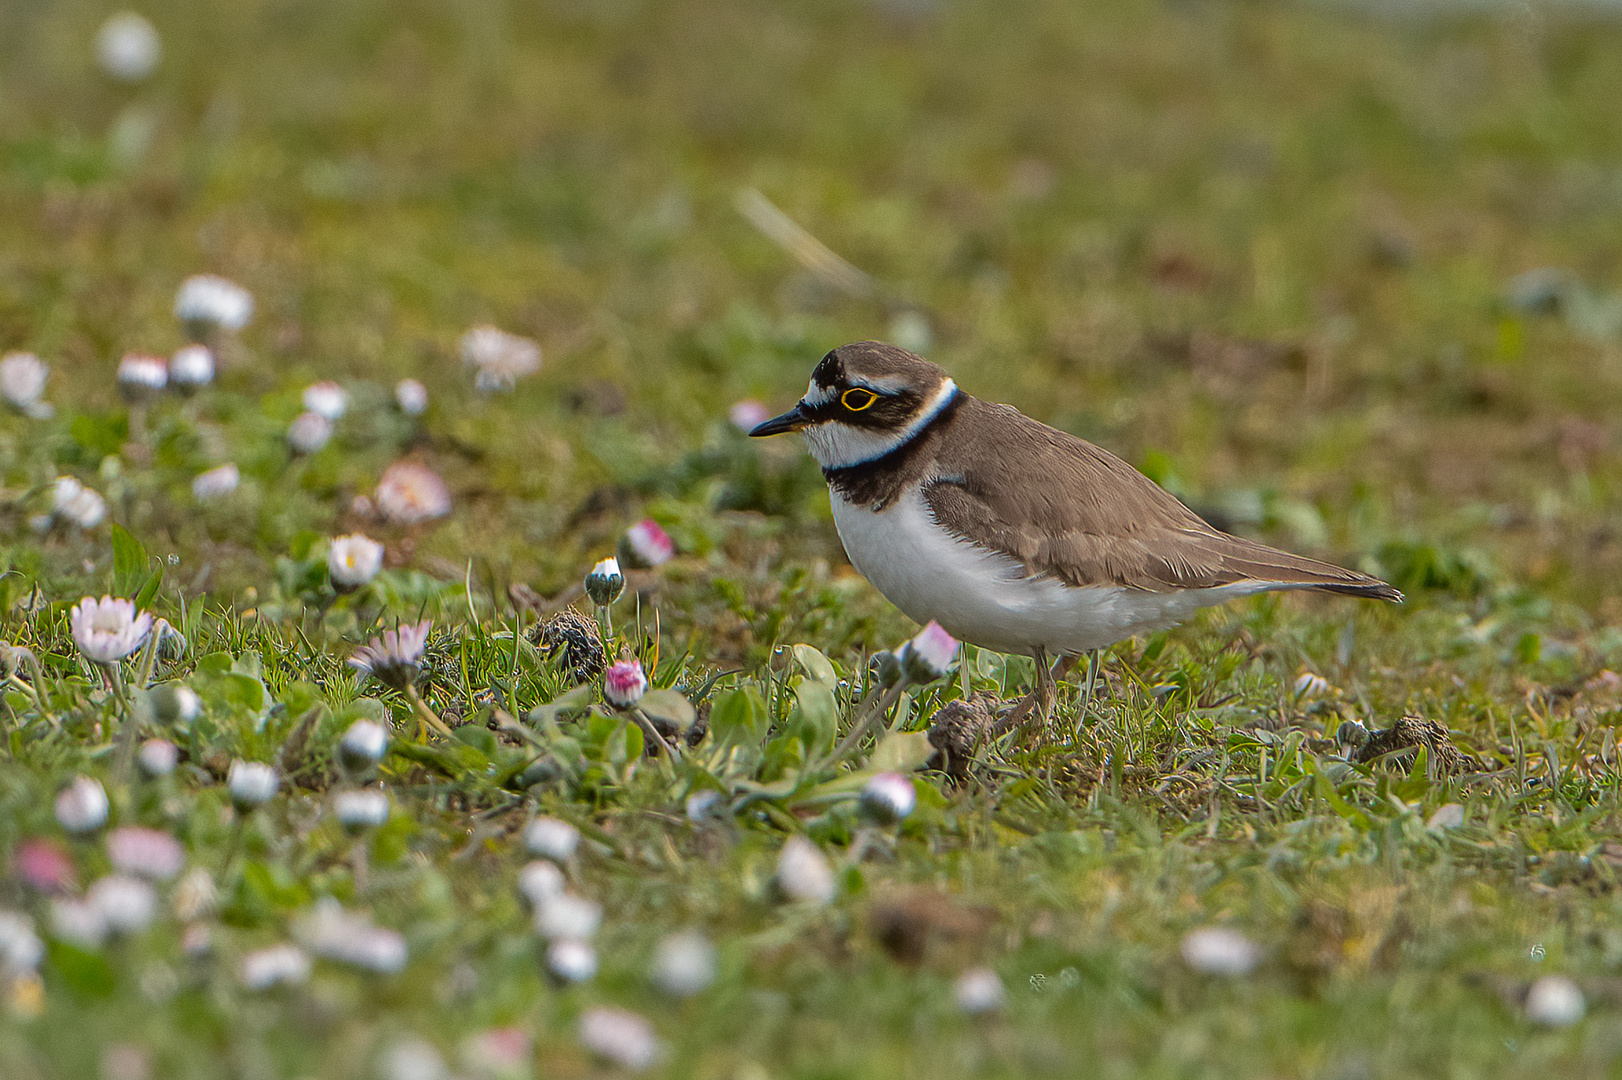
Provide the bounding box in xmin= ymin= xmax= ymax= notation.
xmin=842 ymin=388 xmax=879 ymax=411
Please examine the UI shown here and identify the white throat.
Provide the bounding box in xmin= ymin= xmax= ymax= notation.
xmin=802 ymin=379 xmax=958 ymax=469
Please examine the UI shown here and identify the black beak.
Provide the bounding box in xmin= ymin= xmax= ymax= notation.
xmin=748 ymin=403 xmax=812 ymax=437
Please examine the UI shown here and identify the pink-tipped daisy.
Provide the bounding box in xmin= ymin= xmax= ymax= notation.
xmin=375 ymin=461 xmax=451 ymax=525
xmin=621 ymin=519 xmax=673 ymax=568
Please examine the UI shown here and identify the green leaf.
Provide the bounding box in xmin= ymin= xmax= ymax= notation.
xmin=133 ymin=567 xmax=163 ymax=610
xmin=526 ymin=683 xmax=594 ymax=732
xmin=870 ymin=731 xmax=934 ymax=772
xmin=453 ymin=725 xmax=499 ymax=758
xmin=46 ymin=941 xmax=116 ymax=1000
xmin=218 ymin=672 xmax=266 ymax=714
xmin=639 ymin=688 xmax=696 ymax=732
xmin=709 ymin=687 xmax=769 ymax=748
xmin=110 ymin=523 xmax=147 ymax=597
xmin=787 ymin=680 xmax=837 ymax=751
xmin=791 ymin=644 xmax=838 ymax=686
xmin=197 ymin=651 xmax=234 ymax=675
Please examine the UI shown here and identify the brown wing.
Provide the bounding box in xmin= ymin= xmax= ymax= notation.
xmin=923 ymin=399 xmax=1402 ymax=601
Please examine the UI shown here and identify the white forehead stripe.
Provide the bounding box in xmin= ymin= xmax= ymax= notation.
xmin=801 ymin=378 xmax=958 ymax=470
xmin=803 ymin=381 xmax=835 ymax=406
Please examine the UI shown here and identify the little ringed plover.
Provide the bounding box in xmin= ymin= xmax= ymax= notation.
xmin=750 ymin=341 xmax=1401 ymax=720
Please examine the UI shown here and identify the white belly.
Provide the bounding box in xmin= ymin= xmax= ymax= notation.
xmin=830 ymin=489 xmax=1275 ymax=656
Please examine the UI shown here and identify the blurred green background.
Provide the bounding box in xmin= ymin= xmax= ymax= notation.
xmin=4 ymin=0 xmax=1622 ymax=624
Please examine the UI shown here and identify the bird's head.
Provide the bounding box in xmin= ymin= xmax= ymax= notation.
xmin=749 ymin=341 xmax=959 ymax=469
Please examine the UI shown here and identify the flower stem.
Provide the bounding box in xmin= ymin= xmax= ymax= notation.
xmin=405 ymin=685 xmax=454 ymax=740
xmin=825 ymin=681 xmax=908 ymax=768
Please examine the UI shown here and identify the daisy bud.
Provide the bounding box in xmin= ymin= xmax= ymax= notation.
xmin=375 ymin=460 xmax=451 ymax=525
xmin=1180 ymin=926 xmax=1260 ymax=977
xmin=328 ymin=534 xmax=384 ymax=591
xmin=117 ymin=353 xmax=168 ymax=402
xmin=297 ymin=898 xmax=407 ymax=974
xmin=168 ymin=345 xmax=215 ymax=393
xmin=517 ymin=860 xmax=566 ymax=909
xmin=899 ymin=621 xmax=957 ymax=682
xmin=96 ymin=12 xmax=161 ymax=82
xmin=332 ymin=789 xmax=390 ymax=833
xmin=602 ymin=659 xmax=647 ymax=709
xmin=55 ymin=776 xmax=109 ymax=834
xmin=685 ymin=790 xmax=724 ymax=823
xmin=174 ymin=275 xmax=253 ymax=335
xmin=868 ymin=649 xmax=904 ymax=688
xmin=858 ymin=773 xmax=916 ymax=826
xmin=287 ymin=411 xmax=333 ymax=454
xmin=545 ymin=938 xmax=597 ymax=984
xmin=953 ymin=967 xmax=1006 ymax=1014
xmin=578 ymin=1007 xmax=661 ymax=1071
xmin=619 ymin=518 xmax=673 ymax=569
xmin=0 ymin=911 xmax=44 ymax=976
xmin=774 ymin=836 xmax=836 ymax=905
xmin=52 ymin=476 xmax=107 ymax=530
xmin=147 ymin=683 xmax=200 ymax=725
xmin=0 ymin=352 xmax=49 ymax=415
xmin=302 ymin=380 xmax=348 ymax=421
xmin=13 ymin=839 xmax=76 ymax=894
xmin=71 ymin=595 xmax=153 ymax=664
xmin=379 ymin=1039 xmax=448 ymax=1080
xmin=106 ymin=826 xmax=185 ymax=882
xmin=728 ymin=399 xmax=770 ymax=432
xmin=172 ymin=868 xmax=217 ymax=922
xmin=1526 ymin=975 xmax=1586 ymax=1027
xmin=227 ymin=760 xmax=278 ymax=811
xmin=50 ymin=897 xmax=107 ymax=948
xmin=651 ymin=930 xmax=717 ymax=997
xmin=153 ymin=619 xmax=189 ymax=662
xmin=460 ymin=325 xmax=541 ymax=393
xmin=533 ymin=893 xmax=601 ymax=941
xmin=137 ymin=738 xmax=178 ymax=778
xmin=88 ymin=874 xmax=157 ymax=936
xmin=338 ymin=719 xmax=390 ymax=772
xmin=583 ymin=557 xmax=624 ymax=607
xmin=461 ymin=1028 xmax=532 ymax=1078
xmin=239 ymin=943 xmax=311 ymax=991
xmin=394 ymin=378 xmax=428 ymax=416
xmin=1293 ymin=671 xmax=1331 ymax=700
xmin=191 ymin=463 xmax=239 ymax=500
xmin=524 ymin=817 xmax=579 ymax=863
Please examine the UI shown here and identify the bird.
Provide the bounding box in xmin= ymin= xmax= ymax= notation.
xmin=749 ymin=341 xmax=1402 ymax=723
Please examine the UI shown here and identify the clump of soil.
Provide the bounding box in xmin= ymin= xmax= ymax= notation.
xmin=926 ymin=692 xmax=1000 ymax=782
xmin=1338 ymin=715 xmax=1479 ymax=774
xmin=531 ymin=607 xmax=606 ymax=682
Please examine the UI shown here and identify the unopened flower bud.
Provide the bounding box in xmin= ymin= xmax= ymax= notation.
xmin=338 ymin=719 xmax=390 ymax=772
xmin=858 ymin=773 xmax=916 ymax=825
xmin=602 ymin=659 xmax=647 ymax=709
xmin=227 ymin=760 xmax=278 ymax=811
xmin=524 ymin=817 xmax=579 ymax=863
xmin=583 ymin=557 xmax=624 ymax=607
xmin=55 ymin=776 xmax=109 ymax=834
xmin=137 ymin=738 xmax=178 ymax=778
xmin=332 ymin=789 xmax=390 ymax=832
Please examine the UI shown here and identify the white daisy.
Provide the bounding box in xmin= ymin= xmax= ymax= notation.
xmin=328 ymin=534 xmax=384 ymax=590
xmin=175 ymin=275 xmax=252 ymax=333
xmin=374 ymin=461 xmax=450 ymax=525
xmin=70 ymin=596 xmax=153 ymax=663
xmin=191 ymin=463 xmax=239 ymax=500
xmin=0 ymin=352 xmax=49 ymax=415
xmin=96 ymin=12 xmax=161 ymax=82
xmin=459 ymin=325 xmax=540 ymax=392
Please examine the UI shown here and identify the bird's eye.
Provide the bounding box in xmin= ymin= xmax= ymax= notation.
xmin=841 ymin=388 xmax=879 ymax=411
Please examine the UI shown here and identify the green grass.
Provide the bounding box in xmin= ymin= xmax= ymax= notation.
xmin=5 ymin=0 xmax=1622 ymax=1076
